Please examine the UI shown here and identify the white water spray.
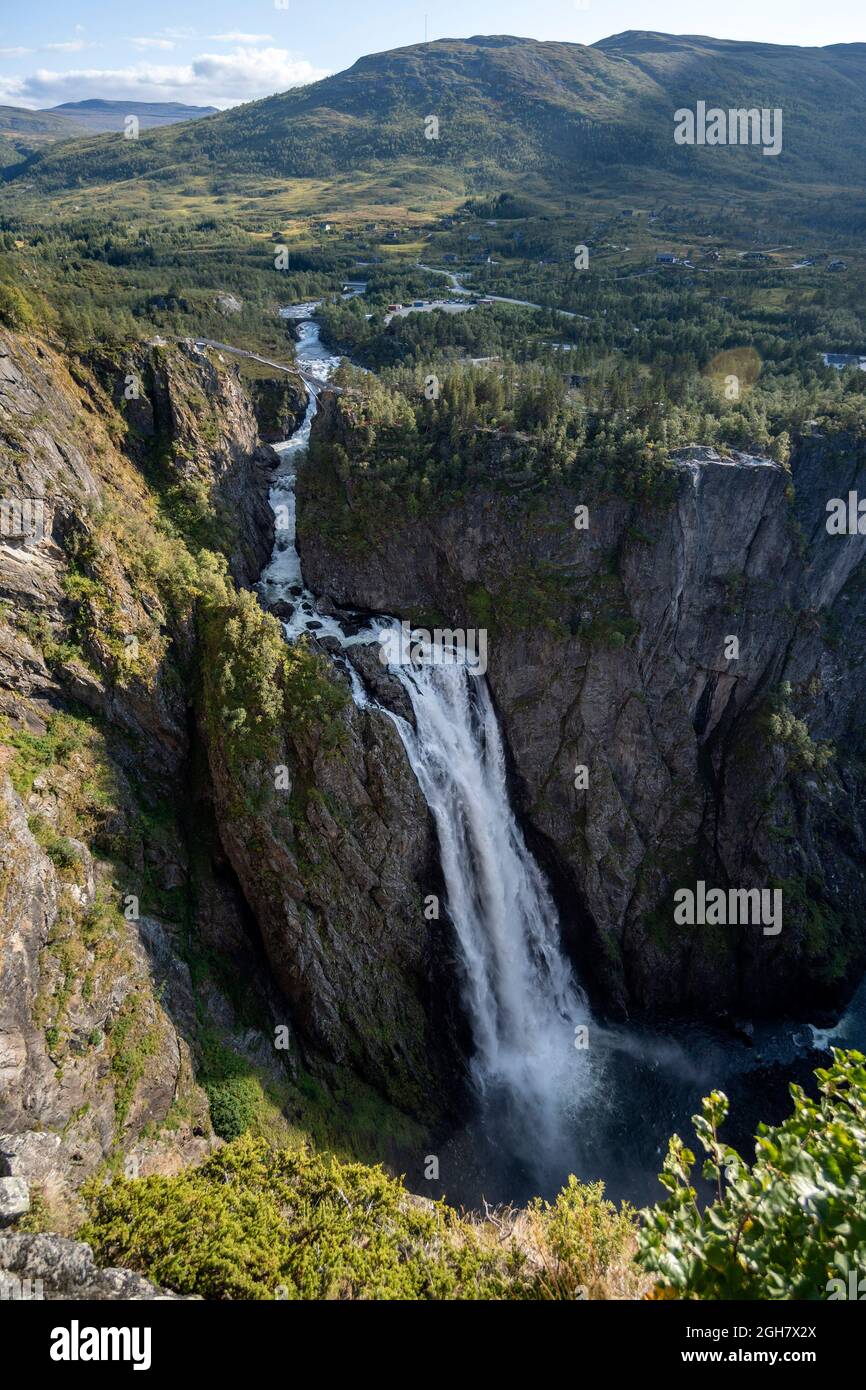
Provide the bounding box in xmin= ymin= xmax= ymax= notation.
xmin=382 ymin=637 xmax=595 ymax=1160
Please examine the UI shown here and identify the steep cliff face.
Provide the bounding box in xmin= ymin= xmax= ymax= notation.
xmin=101 ymin=340 xmax=278 ymax=589
xmin=298 ymin=403 xmax=866 ymax=1022
xmin=199 ymin=621 xmax=460 ymax=1120
xmin=0 ymin=330 xmax=300 ymax=1220
xmin=246 ymin=374 xmax=309 ymax=444
xmin=0 ymin=329 xmax=464 ymax=1230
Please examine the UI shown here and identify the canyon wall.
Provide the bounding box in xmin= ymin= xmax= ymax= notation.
xmin=299 ymin=397 xmax=866 ymax=1021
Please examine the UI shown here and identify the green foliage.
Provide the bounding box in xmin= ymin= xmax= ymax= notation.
xmin=199 ymin=584 xmax=347 ymax=772
xmin=766 ymin=684 xmax=834 ymax=773
xmin=526 ymin=1176 xmax=639 ymax=1299
xmin=197 ymin=1033 xmax=274 ymax=1142
xmin=0 ymin=710 xmax=92 ymax=799
xmin=637 ymin=1049 xmax=866 ymax=1300
xmin=26 ymin=814 xmax=80 ymax=876
xmin=0 ymin=280 xmax=36 ymax=329
xmin=79 ymin=1134 xmax=640 ymax=1300
xmin=80 ymin=1135 xmax=503 ymax=1299
xmin=107 ymin=993 xmax=162 ymax=1128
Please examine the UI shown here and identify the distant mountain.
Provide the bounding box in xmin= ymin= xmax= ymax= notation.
xmin=45 ymin=100 xmax=219 ymax=133
xmin=5 ymin=33 xmax=866 ymax=199
xmin=0 ymin=99 xmax=217 ymax=166
xmin=0 ymin=104 xmax=86 ymax=166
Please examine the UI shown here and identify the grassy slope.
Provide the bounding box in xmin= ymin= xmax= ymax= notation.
xmin=6 ymin=33 xmax=866 ymax=208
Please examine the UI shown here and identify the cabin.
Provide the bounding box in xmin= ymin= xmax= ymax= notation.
xmin=655 ymin=253 xmax=676 ymax=264
xmin=822 ymin=353 xmax=866 ymax=371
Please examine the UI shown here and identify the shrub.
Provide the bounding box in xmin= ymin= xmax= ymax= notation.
xmin=81 ymin=1135 xmax=513 ymax=1299
xmin=637 ymin=1049 xmax=866 ymax=1299
xmin=79 ymin=1135 xmax=641 ymax=1300
xmin=524 ymin=1176 xmax=641 ymax=1299
xmin=0 ymin=282 xmax=36 ymax=330
xmin=206 ymin=1075 xmax=262 ymax=1142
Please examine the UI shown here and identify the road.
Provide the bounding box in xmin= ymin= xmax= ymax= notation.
xmin=415 ymin=263 xmax=590 ymax=321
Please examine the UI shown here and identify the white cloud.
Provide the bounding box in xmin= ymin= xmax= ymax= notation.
xmin=131 ymin=38 xmax=176 ymax=51
xmin=0 ymin=47 xmax=33 ymax=58
xmin=44 ymin=41 xmax=90 ymax=53
xmin=209 ymin=33 xmax=275 ymax=43
xmin=0 ymin=47 xmax=330 ymax=111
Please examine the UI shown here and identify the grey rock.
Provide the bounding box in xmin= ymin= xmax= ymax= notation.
xmin=299 ymin=414 xmax=866 ymax=1022
xmin=0 ymin=1233 xmax=190 ymax=1299
xmin=0 ymin=1131 xmax=62 ymax=1181
xmin=0 ymin=1178 xmax=29 ymax=1225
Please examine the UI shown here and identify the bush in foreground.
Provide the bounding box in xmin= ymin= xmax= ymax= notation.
xmin=637 ymin=1048 xmax=866 ymax=1299
xmin=80 ymin=1135 xmax=639 ymax=1300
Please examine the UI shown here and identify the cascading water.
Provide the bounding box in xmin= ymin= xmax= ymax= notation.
xmin=381 ymin=639 xmax=597 ymax=1173
xmin=254 ymin=297 xmax=858 ymax=1207
xmin=258 ymin=302 xmax=597 ymax=1186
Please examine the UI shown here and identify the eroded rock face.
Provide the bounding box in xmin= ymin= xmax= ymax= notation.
xmin=246 ymin=374 xmax=309 ymax=444
xmin=0 ymin=330 xmax=292 ymax=1207
xmin=203 ymin=657 xmax=462 ymax=1121
xmin=0 ymin=1232 xmax=186 ymax=1299
xmin=96 ymin=340 xmax=278 ymax=589
xmin=0 ymin=324 xmax=465 ymax=1211
xmin=298 ymin=417 xmax=866 ymax=1021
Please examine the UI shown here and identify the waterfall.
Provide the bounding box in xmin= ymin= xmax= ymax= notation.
xmin=380 ymin=636 xmax=596 ymax=1166
xmin=253 ymin=298 xmax=850 ymax=1205
xmin=261 ymin=303 xmax=597 ymax=1184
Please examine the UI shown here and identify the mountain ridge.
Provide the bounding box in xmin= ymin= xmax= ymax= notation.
xmin=3 ymin=29 xmax=864 ymax=206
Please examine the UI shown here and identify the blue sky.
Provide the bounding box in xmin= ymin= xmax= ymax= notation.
xmin=1 ymin=0 xmax=863 ymax=109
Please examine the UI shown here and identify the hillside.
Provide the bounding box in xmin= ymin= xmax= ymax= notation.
xmin=4 ymin=32 xmax=866 ymax=203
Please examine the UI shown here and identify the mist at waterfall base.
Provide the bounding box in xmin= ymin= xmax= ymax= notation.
xmin=259 ymin=303 xmax=865 ymax=1212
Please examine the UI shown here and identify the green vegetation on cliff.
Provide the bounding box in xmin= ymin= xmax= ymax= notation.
xmin=78 ymin=1050 xmax=866 ymax=1300
xmin=80 ymin=1132 xmax=641 ymax=1300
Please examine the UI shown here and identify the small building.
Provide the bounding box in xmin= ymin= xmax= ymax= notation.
xmin=822 ymin=353 xmax=866 ymax=371
xmin=828 ymin=260 xmax=848 ymax=272
xmin=656 ymin=252 xmax=676 ymax=264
